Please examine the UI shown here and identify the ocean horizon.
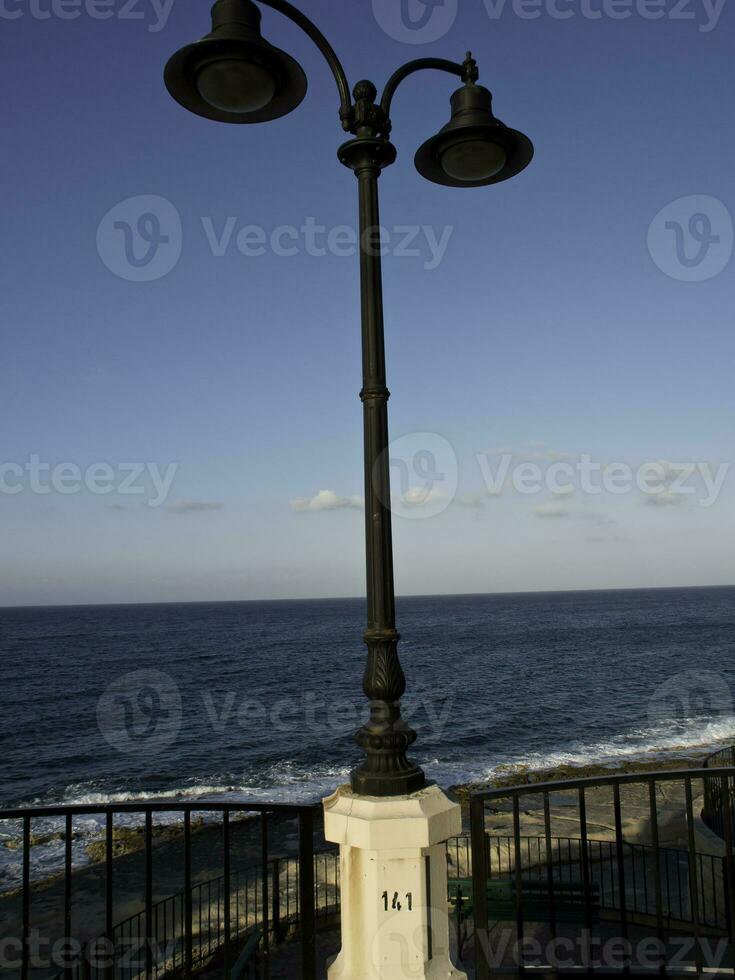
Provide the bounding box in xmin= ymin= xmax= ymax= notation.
xmin=2 ymin=581 xmax=733 ymax=611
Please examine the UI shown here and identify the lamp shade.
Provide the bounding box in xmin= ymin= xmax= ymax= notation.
xmin=415 ymin=83 xmax=533 ymax=187
xmin=164 ymin=0 xmax=307 ymax=124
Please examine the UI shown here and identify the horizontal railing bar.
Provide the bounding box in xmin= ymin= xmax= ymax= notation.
xmin=472 ymin=766 xmax=730 ymax=801
xmin=449 ymin=832 xmax=705 ymax=864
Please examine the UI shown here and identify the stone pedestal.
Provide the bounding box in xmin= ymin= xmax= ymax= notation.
xmin=323 ymin=784 xmax=468 ymax=980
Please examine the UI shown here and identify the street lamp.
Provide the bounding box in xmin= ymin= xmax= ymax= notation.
xmin=166 ymin=0 xmax=532 ymax=801
xmin=165 ymin=5 xmax=531 ymax=975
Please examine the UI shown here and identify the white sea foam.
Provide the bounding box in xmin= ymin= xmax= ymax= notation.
xmin=427 ymin=714 xmax=735 ymax=788
xmin=10 ymin=716 xmax=735 ymax=813
xmin=2 ymin=718 xmax=733 ymax=894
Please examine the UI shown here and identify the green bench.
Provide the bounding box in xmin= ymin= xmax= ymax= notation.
xmin=450 ymin=878 xmax=600 ymax=923
xmin=229 ymin=929 xmax=262 ymax=980
xmin=449 ymin=878 xmax=600 ymax=953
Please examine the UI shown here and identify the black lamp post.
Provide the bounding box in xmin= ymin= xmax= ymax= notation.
xmin=165 ymin=0 xmax=532 ymax=799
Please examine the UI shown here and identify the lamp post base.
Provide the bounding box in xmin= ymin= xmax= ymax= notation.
xmin=323 ymin=784 xmax=468 ymax=980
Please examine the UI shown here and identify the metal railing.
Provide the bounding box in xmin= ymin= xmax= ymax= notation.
xmin=469 ymin=767 xmax=735 ymax=977
xmin=58 ymin=829 xmax=726 ymax=980
xmin=448 ymin=833 xmax=730 ymax=930
xmin=104 ymin=851 xmax=340 ymax=980
xmin=4 ymin=768 xmax=735 ymax=980
xmin=704 ymin=746 xmax=735 ymax=839
xmin=0 ymin=800 xmax=318 ymax=980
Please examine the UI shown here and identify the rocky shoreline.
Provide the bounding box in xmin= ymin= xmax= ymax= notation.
xmin=448 ymin=749 xmax=717 ymax=868
xmin=1 ymin=747 xmax=715 ymax=877
xmin=449 ymin=749 xmax=710 ymax=806
xmin=0 ymin=747 xmax=717 ymax=901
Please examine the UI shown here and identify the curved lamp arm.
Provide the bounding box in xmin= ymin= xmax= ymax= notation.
xmin=380 ymin=53 xmax=479 ymax=120
xmin=257 ymin=0 xmax=353 ymax=122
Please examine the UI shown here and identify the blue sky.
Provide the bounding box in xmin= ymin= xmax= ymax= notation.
xmin=1 ymin=0 xmax=733 ymax=606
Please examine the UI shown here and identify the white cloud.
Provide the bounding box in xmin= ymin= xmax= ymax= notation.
xmin=455 ymin=490 xmax=497 ymax=509
xmin=479 ymin=444 xmax=577 ymax=464
xmin=533 ymin=496 xmax=620 ymax=524
xmin=399 ymin=487 xmax=447 ymax=508
xmin=292 ymin=490 xmax=363 ymax=513
xmin=292 ymin=487 xmax=452 ymax=515
xmin=534 ymin=500 xmax=570 ymax=519
xmin=579 ymin=511 xmax=618 ymax=526
xmin=166 ymin=499 xmax=222 ymax=514
xmin=644 ymin=491 xmax=686 ymax=508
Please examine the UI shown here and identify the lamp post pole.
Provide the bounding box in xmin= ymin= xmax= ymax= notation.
xmin=164 ymin=5 xmax=532 ymax=973
xmin=339 ymin=83 xmax=425 ymax=798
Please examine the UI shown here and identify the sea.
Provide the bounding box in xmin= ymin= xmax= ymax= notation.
xmin=0 ymin=586 xmax=734 ymax=889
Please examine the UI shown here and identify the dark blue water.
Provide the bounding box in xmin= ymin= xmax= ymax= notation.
xmin=2 ymin=587 xmax=734 ymax=813
xmin=0 ymin=586 xmax=733 ymax=890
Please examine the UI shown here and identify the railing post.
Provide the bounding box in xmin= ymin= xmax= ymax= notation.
xmin=471 ymin=797 xmax=490 ymax=980
xmin=223 ymin=812 xmax=231 ymax=980
xmin=684 ymin=778 xmax=704 ymax=975
xmin=512 ymin=797 xmax=525 ymax=974
xmin=721 ymin=774 xmax=735 ymax=942
xmin=260 ymin=813 xmax=270 ymax=979
xmin=271 ymin=859 xmax=282 ymax=943
xmin=647 ymin=782 xmax=666 ymax=974
xmin=105 ymin=813 xmax=114 ymax=980
xmin=21 ymin=815 xmax=30 ymax=980
xmin=542 ymin=793 xmax=557 ymax=947
xmin=578 ymin=789 xmax=592 ymax=971
xmin=64 ymin=814 xmax=73 ymax=980
xmin=613 ymin=785 xmax=630 ymax=974
xmin=145 ymin=811 xmax=153 ymax=980
xmin=184 ymin=812 xmax=193 ymax=978
xmin=298 ymin=808 xmax=316 ymax=980
xmin=82 ymin=943 xmax=92 ymax=980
